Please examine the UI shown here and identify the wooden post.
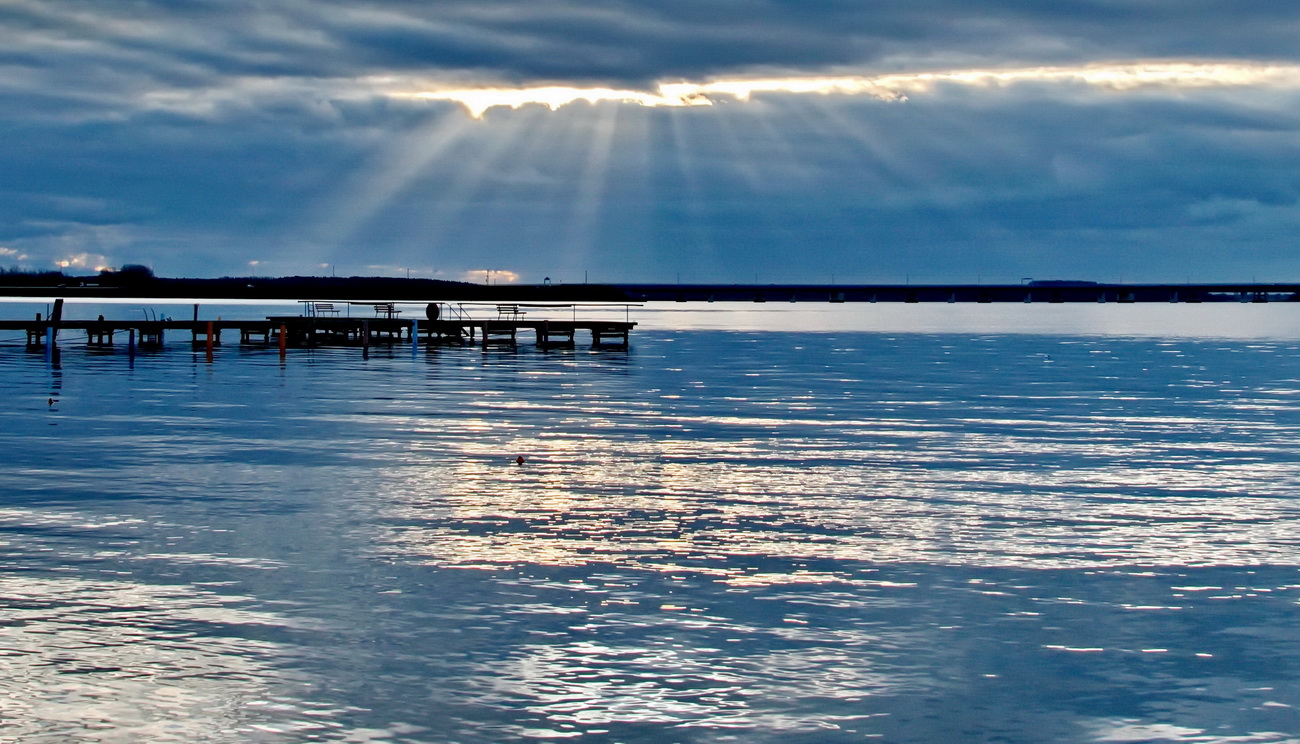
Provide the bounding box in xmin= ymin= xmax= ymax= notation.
xmin=279 ymin=324 xmax=287 ymax=358
xmin=128 ymin=328 xmax=136 ymax=359
xmin=362 ymin=320 xmax=370 ymax=357
xmin=411 ymin=320 xmax=418 ymax=354
xmin=48 ymin=299 xmax=64 ymax=351
xmin=205 ymin=321 xmax=214 ymax=362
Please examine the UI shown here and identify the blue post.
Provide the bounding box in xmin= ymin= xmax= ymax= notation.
xmin=45 ymin=327 xmax=53 ymax=365
xmin=128 ymin=328 xmax=136 ymax=360
xmin=411 ymin=320 xmax=419 ymax=354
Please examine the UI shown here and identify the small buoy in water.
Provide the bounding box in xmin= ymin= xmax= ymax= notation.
xmin=515 ymin=455 xmax=526 ymax=465
xmin=47 ymin=398 xmax=55 ymax=406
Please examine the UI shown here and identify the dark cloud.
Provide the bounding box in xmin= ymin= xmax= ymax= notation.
xmin=8 ymin=1 xmax=1300 ymax=98
xmin=2 ymin=1 xmax=1300 ymax=281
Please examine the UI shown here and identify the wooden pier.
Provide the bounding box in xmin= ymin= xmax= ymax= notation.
xmin=0 ymin=302 xmax=635 ymax=353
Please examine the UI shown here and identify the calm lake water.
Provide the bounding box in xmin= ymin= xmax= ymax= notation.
xmin=4 ymin=302 xmax=1300 ymax=743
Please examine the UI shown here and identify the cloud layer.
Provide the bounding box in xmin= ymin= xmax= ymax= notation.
xmin=404 ymin=62 xmax=1300 ymax=117
xmin=3 ymin=1 xmax=1300 ymax=282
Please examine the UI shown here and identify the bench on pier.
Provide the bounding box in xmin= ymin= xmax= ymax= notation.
xmin=496 ymin=305 xmax=526 ymax=320
xmin=312 ymin=302 xmax=340 ymax=317
xmin=374 ymin=303 xmax=401 ymax=318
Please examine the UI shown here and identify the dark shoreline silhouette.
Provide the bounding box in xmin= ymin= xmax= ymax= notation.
xmin=1 ymin=271 xmax=1298 ymax=303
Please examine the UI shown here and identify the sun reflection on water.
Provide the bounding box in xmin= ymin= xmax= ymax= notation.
xmin=0 ymin=571 xmax=320 ymax=743
xmin=7 ymin=329 xmax=1300 ymax=741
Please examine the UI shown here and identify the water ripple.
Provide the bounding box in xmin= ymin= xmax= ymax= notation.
xmin=6 ymin=329 xmax=1300 ymax=741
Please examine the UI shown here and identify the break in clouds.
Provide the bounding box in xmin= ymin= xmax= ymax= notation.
xmin=2 ymin=0 xmax=1300 ymax=282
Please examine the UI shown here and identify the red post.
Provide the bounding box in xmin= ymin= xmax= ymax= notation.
xmin=205 ymin=321 xmax=214 ymax=362
xmin=279 ymin=324 xmax=287 ymax=358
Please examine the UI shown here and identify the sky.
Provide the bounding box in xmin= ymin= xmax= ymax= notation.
xmin=2 ymin=1 xmax=1300 ymax=285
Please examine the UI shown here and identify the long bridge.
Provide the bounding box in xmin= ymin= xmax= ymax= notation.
xmin=4 ymin=277 xmax=1299 ymax=305
xmin=613 ymin=281 xmax=1300 ymax=304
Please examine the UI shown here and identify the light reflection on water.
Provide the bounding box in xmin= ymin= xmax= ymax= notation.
xmin=4 ymin=325 xmax=1300 ymax=741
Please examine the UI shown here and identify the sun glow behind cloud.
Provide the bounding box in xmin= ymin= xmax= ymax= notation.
xmin=294 ymin=57 xmax=1300 ymax=284
xmin=398 ymin=61 xmax=1300 ymax=117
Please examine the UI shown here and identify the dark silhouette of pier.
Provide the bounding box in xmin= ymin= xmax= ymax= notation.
xmin=0 ymin=301 xmax=635 ymax=355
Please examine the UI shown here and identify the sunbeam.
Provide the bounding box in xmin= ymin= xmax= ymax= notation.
xmin=800 ymin=96 xmax=924 ymax=197
xmin=674 ymin=103 xmax=794 ymax=281
xmin=560 ymin=101 xmax=621 ymax=275
xmin=304 ymin=110 xmax=476 ymax=265
xmin=706 ymin=103 xmax=766 ymax=194
xmin=401 ymin=106 xmax=552 ymax=276
xmin=273 ymin=59 xmax=1300 ymax=283
xmin=663 ymin=106 xmax=718 ymax=279
xmin=744 ymin=96 xmax=823 ymax=191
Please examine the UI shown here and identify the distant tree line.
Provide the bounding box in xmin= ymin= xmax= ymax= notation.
xmin=0 ymin=266 xmax=632 ymax=301
xmin=1 ymin=267 xmax=68 ymax=279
